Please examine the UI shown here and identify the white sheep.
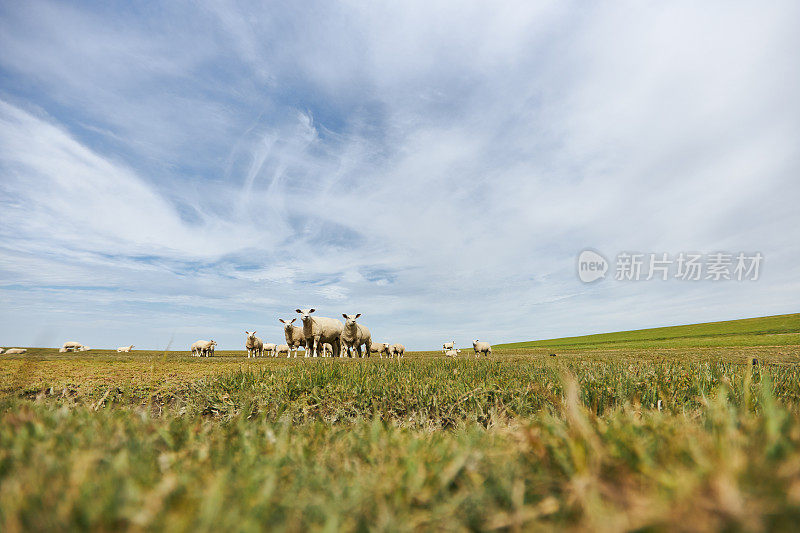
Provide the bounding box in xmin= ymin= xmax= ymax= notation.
xmin=116 ymin=345 xmax=134 ymax=353
xmin=321 ymin=343 xmax=333 ymax=357
xmin=262 ymin=343 xmax=277 ymax=357
xmin=0 ymin=348 xmax=5 ymax=354
xmin=191 ymin=340 xmax=216 ymax=357
xmin=245 ymin=331 xmax=264 ymax=358
xmin=62 ymin=341 xmax=84 ymax=351
xmin=204 ymin=340 xmax=217 ymax=357
xmin=276 ymin=344 xmax=291 ymax=357
xmin=5 ymin=348 xmax=27 ymax=354
xmin=369 ymin=342 xmax=391 ymax=358
xmin=190 ymin=341 xmax=202 ymax=356
xmin=444 ymin=348 xmax=461 ymax=357
xmin=296 ymin=308 xmax=343 ymax=358
xmin=442 ymin=340 xmax=455 ymax=352
xmin=473 ymin=340 xmax=492 ymax=357
xmin=341 ymin=314 xmax=372 ymax=358
xmin=58 ymin=347 xmax=71 ymax=353
xmin=279 ymin=318 xmax=306 ymax=357
xmin=389 ymin=343 xmax=405 ymax=358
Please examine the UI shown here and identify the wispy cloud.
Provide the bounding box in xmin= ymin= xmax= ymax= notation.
xmin=0 ymin=1 xmax=798 ymax=349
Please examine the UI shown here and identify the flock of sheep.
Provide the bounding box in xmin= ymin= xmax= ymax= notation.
xmin=191 ymin=309 xmax=408 ymax=359
xmin=0 ymin=310 xmax=493 ymax=357
xmin=188 ymin=309 xmax=492 ymax=358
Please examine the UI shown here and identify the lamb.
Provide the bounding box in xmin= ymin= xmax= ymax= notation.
xmin=369 ymin=342 xmax=391 ymax=358
xmin=0 ymin=348 xmax=5 ymax=354
xmin=296 ymin=308 xmax=343 ymax=358
xmin=473 ymin=340 xmax=492 ymax=357
xmin=389 ymin=344 xmax=405 ymax=358
xmin=5 ymin=348 xmax=27 ymax=354
xmin=263 ymin=343 xmax=277 ymax=357
xmin=442 ymin=340 xmax=455 ymax=352
xmin=276 ymin=344 xmax=291 ymax=357
xmin=279 ymin=318 xmax=306 ymax=357
xmin=58 ymin=347 xmax=71 ymax=353
xmin=321 ymin=343 xmax=333 ymax=357
xmin=116 ymin=345 xmax=134 ymax=353
xmin=341 ymin=314 xmax=372 ymax=358
xmin=245 ymin=331 xmax=264 ymax=358
xmin=444 ymin=348 xmax=461 ymax=357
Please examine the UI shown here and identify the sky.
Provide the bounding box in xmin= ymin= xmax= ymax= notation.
xmin=0 ymin=1 xmax=798 ymax=351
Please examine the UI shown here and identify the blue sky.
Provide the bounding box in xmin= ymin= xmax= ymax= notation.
xmin=1 ymin=1 xmax=798 ymax=350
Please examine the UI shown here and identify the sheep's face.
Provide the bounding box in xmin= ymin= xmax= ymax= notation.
xmin=279 ymin=318 xmax=296 ymax=332
xmin=342 ymin=313 xmax=361 ymax=327
xmin=473 ymin=340 xmax=479 ymax=346
xmin=296 ymin=309 xmax=315 ymax=323
xmin=383 ymin=343 xmax=389 ymax=350
xmin=245 ymin=331 xmax=256 ymax=341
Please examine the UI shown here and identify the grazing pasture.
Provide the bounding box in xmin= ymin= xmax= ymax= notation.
xmin=1 ymin=314 xmax=800 ymax=530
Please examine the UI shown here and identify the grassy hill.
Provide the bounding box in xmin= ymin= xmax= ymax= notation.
xmin=495 ymin=313 xmax=800 ymax=350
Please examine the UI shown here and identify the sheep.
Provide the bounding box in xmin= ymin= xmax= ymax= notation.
xmin=262 ymin=343 xmax=277 ymax=357
xmin=78 ymin=346 xmax=91 ymax=351
xmin=245 ymin=331 xmax=264 ymax=358
xmin=0 ymin=348 xmax=5 ymax=354
xmin=276 ymin=344 xmax=291 ymax=357
xmin=296 ymin=308 xmax=343 ymax=358
xmin=117 ymin=345 xmax=134 ymax=353
xmin=190 ymin=341 xmax=202 ymax=356
xmin=442 ymin=340 xmax=455 ymax=352
xmin=321 ymin=343 xmax=333 ymax=357
xmin=279 ymin=318 xmax=306 ymax=357
xmin=58 ymin=347 xmax=72 ymax=353
xmin=341 ymin=314 xmax=372 ymax=358
xmin=473 ymin=340 xmax=492 ymax=357
xmin=444 ymin=348 xmax=461 ymax=357
xmin=389 ymin=344 xmax=405 ymax=358
xmin=5 ymin=348 xmax=27 ymax=354
xmin=203 ymin=340 xmax=217 ymax=357
xmin=369 ymin=342 xmax=391 ymax=358
xmin=191 ymin=340 xmax=216 ymax=357
xmin=62 ymin=341 xmax=84 ymax=351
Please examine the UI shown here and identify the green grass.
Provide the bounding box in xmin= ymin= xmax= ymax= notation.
xmin=1 ymin=315 xmax=800 ymax=531
xmin=495 ymin=312 xmax=800 ymax=350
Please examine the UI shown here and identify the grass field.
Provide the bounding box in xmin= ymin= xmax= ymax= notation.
xmin=2 ymin=314 xmax=800 ymax=531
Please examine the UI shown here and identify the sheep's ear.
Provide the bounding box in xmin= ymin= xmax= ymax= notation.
xmin=342 ymin=313 xmax=348 ymax=319
xmin=295 ymin=309 xmax=302 ymax=314
xmin=253 ymin=331 xmax=257 ymax=335
xmin=279 ymin=319 xmax=285 ymax=323
xmin=355 ymin=313 xmax=361 ymax=319
xmin=309 ymin=309 xmax=315 ymax=313
xmin=290 ymin=318 xmax=296 ymax=324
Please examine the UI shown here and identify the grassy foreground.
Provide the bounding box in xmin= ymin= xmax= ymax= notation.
xmin=1 ymin=315 xmax=800 ymax=531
